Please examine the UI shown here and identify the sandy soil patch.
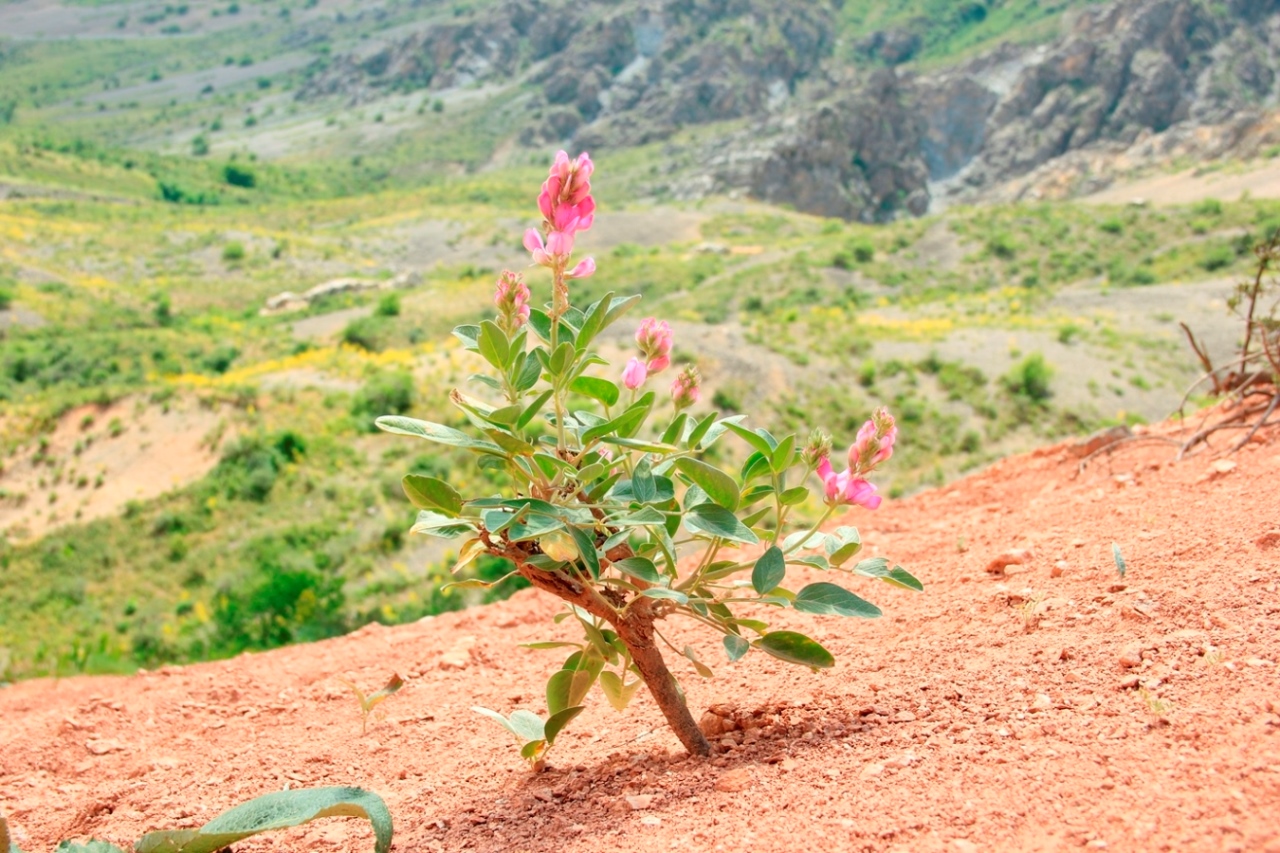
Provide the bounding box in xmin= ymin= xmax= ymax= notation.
xmin=1 ymin=410 xmax=1277 ymax=852
xmin=0 ymin=396 xmax=226 ymax=543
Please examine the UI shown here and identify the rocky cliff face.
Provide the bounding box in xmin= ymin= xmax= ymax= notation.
xmin=688 ymin=0 xmax=1280 ymax=220
xmin=298 ymin=0 xmax=838 ymax=147
xmin=300 ymin=0 xmax=1280 ymax=221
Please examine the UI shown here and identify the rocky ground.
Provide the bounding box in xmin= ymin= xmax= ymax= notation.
xmin=2 ymin=402 xmax=1278 ymax=853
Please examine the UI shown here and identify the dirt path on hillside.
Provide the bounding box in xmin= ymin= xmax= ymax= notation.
xmin=1 ymin=408 xmax=1278 ymax=853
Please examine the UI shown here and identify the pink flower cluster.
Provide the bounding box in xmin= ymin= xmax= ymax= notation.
xmin=492 ymin=270 xmax=530 ymax=333
xmin=670 ymin=365 xmax=701 ymax=410
xmin=815 ymin=408 xmax=898 ymax=511
xmin=622 ymin=317 xmax=674 ymax=390
xmin=523 ymin=150 xmax=596 ymax=280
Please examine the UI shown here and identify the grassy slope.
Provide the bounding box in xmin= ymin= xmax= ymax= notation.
xmin=0 ymin=0 xmax=1255 ymax=681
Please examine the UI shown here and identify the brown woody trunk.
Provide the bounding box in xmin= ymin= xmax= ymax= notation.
xmin=513 ymin=561 xmax=711 ymax=757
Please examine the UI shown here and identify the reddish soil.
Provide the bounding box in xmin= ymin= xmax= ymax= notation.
xmin=2 ymin=408 xmax=1279 ymax=853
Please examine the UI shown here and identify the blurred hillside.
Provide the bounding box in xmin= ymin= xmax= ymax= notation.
xmin=1 ymin=0 xmax=1276 ymax=680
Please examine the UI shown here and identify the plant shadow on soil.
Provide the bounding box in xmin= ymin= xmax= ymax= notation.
xmin=417 ymin=700 xmax=872 ymax=846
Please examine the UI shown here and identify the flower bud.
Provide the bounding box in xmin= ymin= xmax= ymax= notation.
xmin=670 ymin=365 xmax=701 ymax=410
xmin=493 ymin=270 xmax=530 ymax=334
xmin=801 ymin=427 xmax=833 ymax=470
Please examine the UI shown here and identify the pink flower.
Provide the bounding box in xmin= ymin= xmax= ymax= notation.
xmin=526 ymin=151 xmax=597 ymax=276
xmin=670 ymin=365 xmax=701 ymax=410
xmin=635 ymin=317 xmax=672 ymax=372
xmin=646 ymin=354 xmax=670 ymax=373
xmin=566 ymin=257 xmax=595 ymax=279
xmin=849 ymin=407 xmax=898 ymax=474
xmin=622 ymin=357 xmax=647 ymax=390
xmin=816 ymin=458 xmax=882 ymax=510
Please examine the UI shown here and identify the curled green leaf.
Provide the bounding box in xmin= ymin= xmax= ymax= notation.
xmin=135 ymin=787 xmax=392 ymax=853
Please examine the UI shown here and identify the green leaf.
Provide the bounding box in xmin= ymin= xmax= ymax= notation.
xmin=514 ymin=352 xmax=543 ymax=392
xmin=723 ymin=421 xmax=776 ymax=457
xmin=884 ymin=565 xmax=924 ymax=592
xmin=599 ymin=671 xmax=642 ymax=711
xmin=410 ymin=511 xmax=477 ymax=539
xmin=779 ymin=486 xmax=810 ymax=506
xmin=547 ymin=341 xmax=576 ymax=377
xmin=375 ymin=417 xmax=503 ymax=455
xmin=770 ymin=434 xmax=796 ymax=472
xmin=573 ymin=291 xmax=613 ymax=352
xmin=452 ymin=324 xmax=480 ymax=350
xmin=612 ymin=557 xmax=663 ymax=585
xmin=756 ymin=631 xmax=835 ymax=670
xmin=401 ymin=475 xmax=463 ymax=516
xmin=782 ymin=529 xmax=826 ymax=552
xmin=507 ymin=710 xmax=547 ymax=742
xmin=685 ymin=503 xmax=759 ymax=545
xmin=641 ymin=588 xmax=689 ymax=604
xmin=135 ymin=788 xmax=393 ymax=853
xmin=722 ymin=634 xmax=750 ymax=662
xmin=793 ymin=582 xmax=882 ymax=618
xmin=477 ymin=320 xmax=510 ymax=370
xmin=674 ymin=457 xmax=740 ymax=511
xmin=661 ymin=412 xmax=689 ymax=446
xmin=682 ymin=645 xmax=714 ymax=678
xmin=825 ymin=526 xmax=863 ymax=566
xmin=527 ymin=308 xmax=575 ymax=346
xmin=601 ymin=293 xmax=642 ymax=327
xmin=546 ymin=669 xmax=595 ymax=715
xmin=520 ymin=739 xmax=546 ymax=761
xmin=631 ymin=457 xmax=657 ymax=504
xmin=852 ymin=556 xmax=890 ymax=578
xmin=611 ymin=506 xmax=668 ymax=527
xmin=486 ymin=429 xmax=538 ymax=456
xmin=473 ymin=706 xmax=519 ymax=737
xmin=486 ymin=404 xmax=524 ymax=425
xmin=790 ymin=554 xmax=830 ymax=570
xmin=1112 ymin=543 xmax=1126 ymax=578
xmin=698 ymin=414 xmax=747 ymax=449
xmin=740 ymin=451 xmax=773 ymax=483
xmin=582 ymin=395 xmax=653 ymax=444
xmin=567 ymin=525 xmax=601 ymax=579
xmin=751 ymin=546 xmax=786 ymax=595
xmin=569 ymin=375 xmax=620 ymax=407
xmin=544 ymin=706 xmax=585 ymax=745
xmin=504 ymin=514 xmax=565 ymax=542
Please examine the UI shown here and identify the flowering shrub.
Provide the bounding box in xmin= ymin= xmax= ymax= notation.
xmin=380 ymin=151 xmax=919 ymax=760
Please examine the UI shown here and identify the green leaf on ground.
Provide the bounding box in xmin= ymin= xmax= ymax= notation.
xmin=135 ymin=787 xmax=392 ymax=853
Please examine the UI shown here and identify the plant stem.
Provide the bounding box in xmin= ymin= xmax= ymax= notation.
xmin=510 ymin=557 xmax=710 ymax=757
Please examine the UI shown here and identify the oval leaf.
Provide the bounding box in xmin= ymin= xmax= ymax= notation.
xmin=793 ymin=582 xmax=882 ymax=619
xmin=756 ymin=631 xmax=835 ymax=670
xmin=685 ymin=503 xmax=759 ymax=545
xmin=674 ymin=457 xmax=740 ymax=511
xmin=612 ymin=557 xmax=663 ymax=585
xmin=544 ymin=705 xmax=585 ymax=745
xmin=751 ymin=546 xmax=786 ymax=595
xmin=401 ymin=474 xmax=463 ymax=516
xmin=722 ymin=634 xmax=750 ymax=662
xmin=375 ymin=416 xmax=502 ymax=454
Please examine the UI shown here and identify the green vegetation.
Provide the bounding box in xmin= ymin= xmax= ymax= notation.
xmin=0 ymin=21 xmax=1265 ymax=680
